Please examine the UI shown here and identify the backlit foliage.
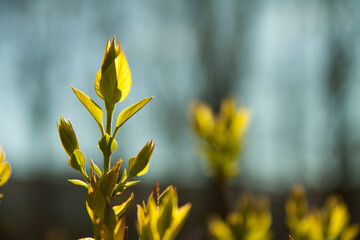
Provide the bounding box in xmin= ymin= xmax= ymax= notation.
xmin=208 ymin=193 xmax=272 ymax=240
xmin=189 ymin=99 xmax=250 ymax=180
xmin=286 ymin=185 xmax=359 ymax=240
xmin=136 ymin=183 xmax=191 ymax=240
xmin=0 ymin=147 xmax=11 ymax=200
xmin=58 ymin=36 xmax=155 ymax=240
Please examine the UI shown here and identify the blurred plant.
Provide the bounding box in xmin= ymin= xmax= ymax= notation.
xmin=208 ymin=193 xmax=272 ymax=240
xmin=136 ymin=183 xmax=191 ymax=240
xmin=58 ymin=36 xmax=154 ymax=240
xmin=286 ymin=185 xmax=359 ymax=240
xmin=189 ymin=99 xmax=250 ymax=180
xmin=189 ymin=98 xmax=250 ymax=218
xmin=0 ymin=147 xmax=11 ymax=200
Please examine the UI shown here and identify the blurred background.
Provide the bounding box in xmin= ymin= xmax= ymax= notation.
xmin=1 ymin=0 xmax=360 ymax=239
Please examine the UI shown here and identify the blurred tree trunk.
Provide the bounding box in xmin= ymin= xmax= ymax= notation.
xmin=324 ymin=0 xmax=353 ymax=189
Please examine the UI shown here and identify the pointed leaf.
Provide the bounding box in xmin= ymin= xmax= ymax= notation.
xmin=99 ymin=56 xmax=122 ymax=104
xmin=163 ymin=203 xmax=192 ymax=240
xmin=68 ymin=179 xmax=88 ymax=189
xmin=90 ymin=159 xmax=103 ymax=178
xmin=114 ymin=217 xmax=127 ymax=240
xmin=98 ymin=160 xmax=122 ymax=198
xmin=158 ymin=191 xmax=174 ymax=237
xmin=86 ymin=179 xmax=107 ymax=220
xmin=72 ymin=87 xmax=104 ymax=130
xmin=124 ymin=180 xmax=141 ymax=188
xmin=127 ymin=141 xmax=154 ymax=179
xmin=113 ymin=97 xmax=153 ymax=136
xmin=113 ymin=193 xmax=134 ymax=217
xmin=73 ymin=149 xmax=85 ymax=171
xmin=57 ymin=115 xmax=79 ymax=157
xmin=119 ymin=168 xmax=127 ymax=184
xmin=0 ymin=162 xmax=10 ymax=186
xmin=116 ymin=51 xmax=131 ymax=102
xmin=0 ymin=150 xmax=4 ymax=163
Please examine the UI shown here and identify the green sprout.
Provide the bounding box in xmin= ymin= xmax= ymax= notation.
xmin=136 ymin=183 xmax=191 ymax=240
xmin=208 ymin=193 xmax=272 ymax=240
xmin=58 ymin=36 xmax=154 ymax=240
xmin=286 ymin=185 xmax=359 ymax=240
xmin=189 ymin=98 xmax=250 ymax=181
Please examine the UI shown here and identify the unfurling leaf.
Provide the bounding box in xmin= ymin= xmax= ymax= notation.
xmin=57 ymin=115 xmax=79 ymax=157
xmin=99 ymin=134 xmax=118 ymax=156
xmin=95 ymin=36 xmax=131 ymax=104
xmin=127 ymin=141 xmax=154 ymax=180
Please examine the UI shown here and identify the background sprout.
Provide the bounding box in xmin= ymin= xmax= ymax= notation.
xmin=286 ymin=185 xmax=359 ymax=240
xmin=189 ymin=99 xmax=250 ymax=181
xmin=208 ymin=193 xmax=272 ymax=240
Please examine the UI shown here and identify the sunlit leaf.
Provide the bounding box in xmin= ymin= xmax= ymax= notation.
xmin=98 ymin=160 xmax=121 ymax=198
xmin=128 ymin=141 xmax=154 ymax=179
xmin=124 ymin=180 xmax=141 ymax=188
xmin=0 ymin=150 xmax=4 ymax=163
xmin=113 ymin=97 xmax=153 ymax=137
xmin=0 ymin=162 xmax=10 ymax=187
xmin=163 ymin=203 xmax=192 ymax=240
xmin=114 ymin=217 xmax=127 ymax=240
xmin=73 ymin=149 xmax=85 ymax=171
xmin=116 ymin=51 xmax=131 ymax=102
xmin=57 ymin=115 xmax=79 ymax=157
xmin=113 ymin=193 xmax=134 ymax=217
xmin=90 ymin=159 xmax=103 ymax=178
xmin=68 ymin=179 xmax=88 ymax=189
xmin=72 ymin=87 xmax=103 ymax=130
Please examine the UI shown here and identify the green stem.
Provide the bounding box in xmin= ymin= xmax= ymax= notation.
xmin=105 ymin=102 xmax=114 ymax=135
xmin=103 ymin=101 xmax=115 ymax=174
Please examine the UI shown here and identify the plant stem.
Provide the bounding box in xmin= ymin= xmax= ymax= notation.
xmin=215 ymin=176 xmax=229 ymax=218
xmin=103 ymin=101 xmax=115 ymax=173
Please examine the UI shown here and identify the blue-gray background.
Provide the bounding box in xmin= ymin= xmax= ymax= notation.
xmin=1 ymin=1 xmax=360 ymax=239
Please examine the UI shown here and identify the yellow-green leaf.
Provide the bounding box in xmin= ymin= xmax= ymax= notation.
xmin=113 ymin=193 xmax=134 ymax=217
xmin=68 ymin=179 xmax=88 ymax=189
xmin=128 ymin=141 xmax=154 ymax=179
xmin=99 ymin=134 xmax=118 ymax=156
xmin=90 ymin=159 xmax=103 ymax=178
xmin=72 ymin=87 xmax=103 ymax=130
xmin=0 ymin=162 xmax=10 ymax=187
xmin=57 ymin=115 xmax=79 ymax=157
xmin=116 ymin=51 xmax=131 ymax=102
xmin=113 ymin=97 xmax=153 ymax=137
xmin=73 ymin=149 xmax=85 ymax=171
xmin=163 ymin=203 xmax=192 ymax=240
xmin=158 ymin=191 xmax=174 ymax=237
xmin=124 ymin=180 xmax=141 ymax=188
xmin=98 ymin=160 xmax=122 ymax=198
xmin=114 ymin=217 xmax=127 ymax=240
xmin=0 ymin=150 xmax=4 ymax=163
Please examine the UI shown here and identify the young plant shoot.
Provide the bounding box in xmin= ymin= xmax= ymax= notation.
xmin=58 ymin=36 xmax=154 ymax=240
